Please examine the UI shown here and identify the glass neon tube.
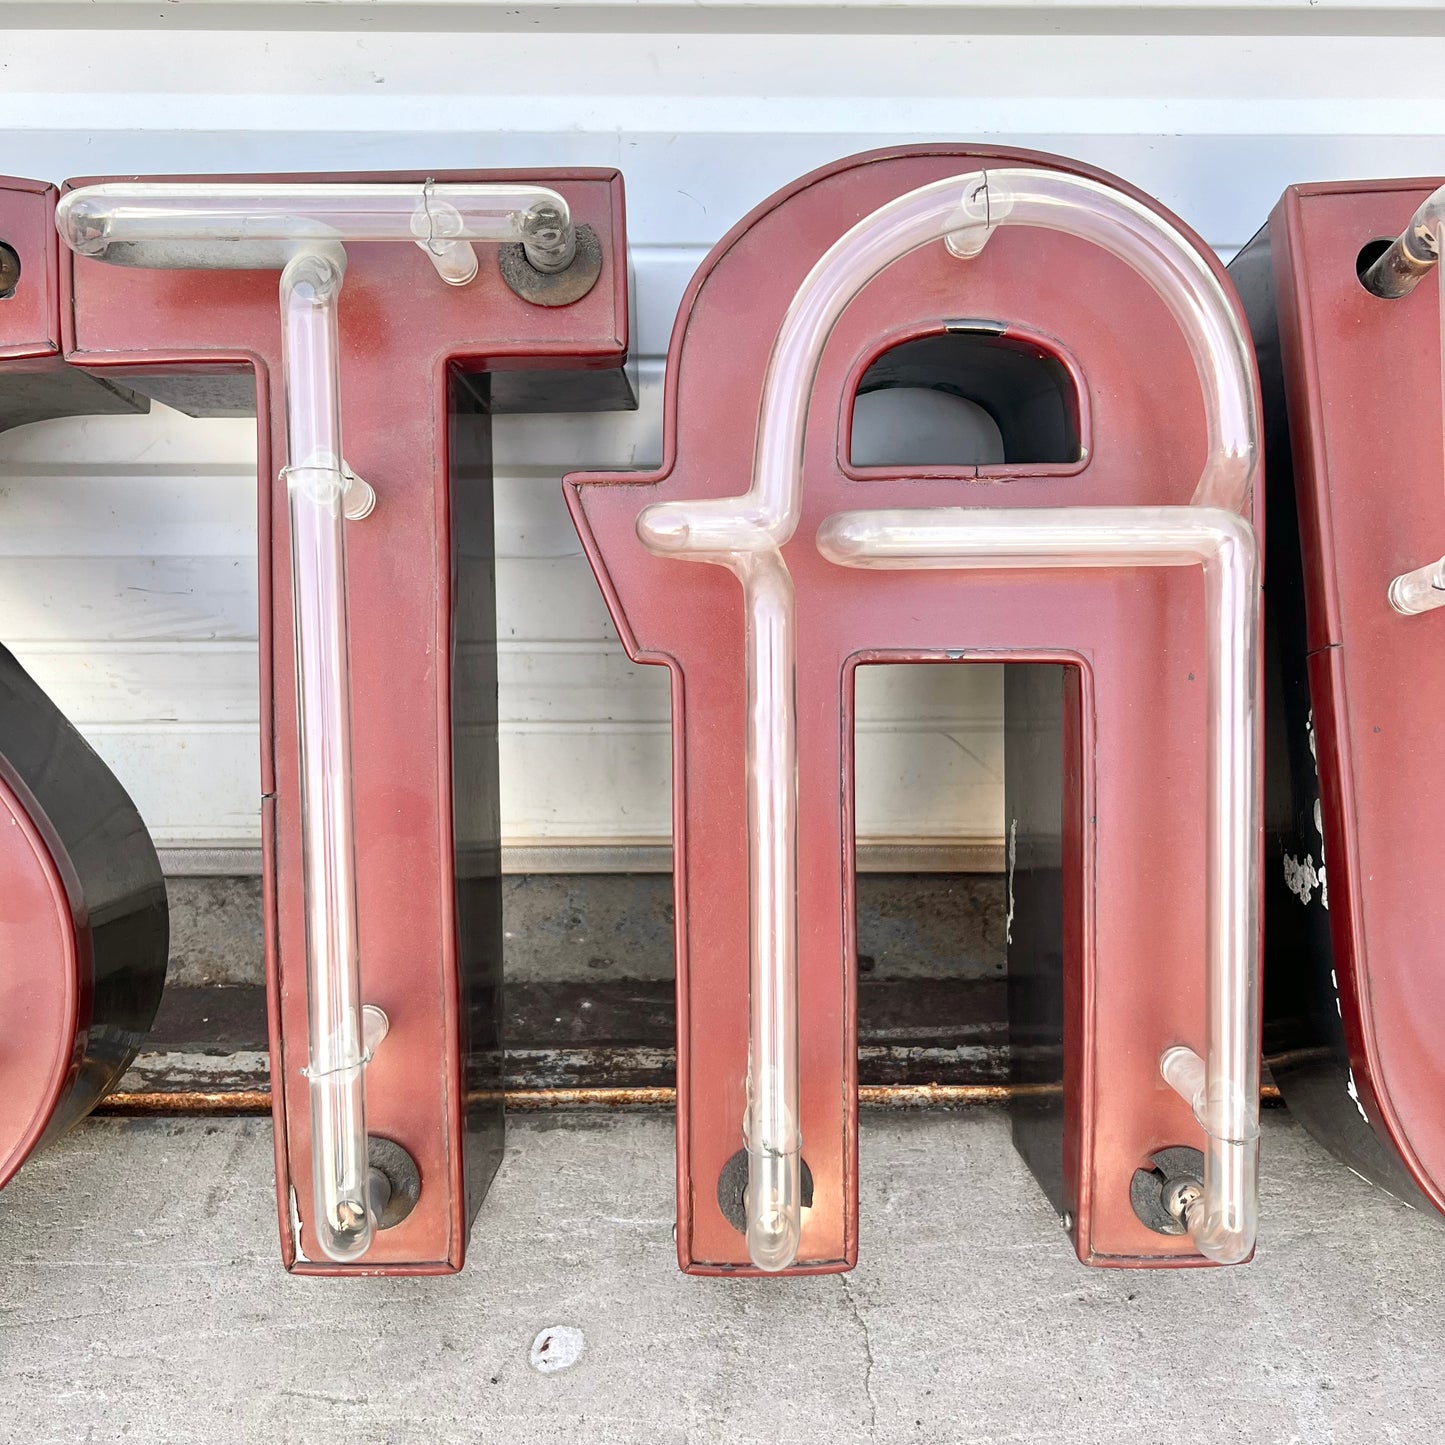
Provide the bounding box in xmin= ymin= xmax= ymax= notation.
xmin=57 ymin=181 xmax=578 ymax=1261
xmin=1365 ymin=185 xmax=1445 ymax=616
xmin=281 ymin=247 xmax=376 ymax=1261
xmin=637 ymin=167 xmax=1260 ymax=1270
xmin=57 ymin=180 xmax=577 ymax=280
xmin=1361 ymin=183 xmax=1443 ymax=302
xmin=817 ymin=507 xmax=1260 ymax=1265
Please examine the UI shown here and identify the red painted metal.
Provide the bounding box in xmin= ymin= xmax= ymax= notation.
xmin=1256 ymin=178 xmax=1445 ymax=1213
xmin=566 ymin=145 xmax=1263 ymax=1273
xmin=0 ymin=753 xmax=85 ymax=1191
xmin=0 ymin=176 xmax=60 ymax=360
xmin=62 ymin=168 xmax=632 ymax=1273
xmin=0 ymin=177 xmax=146 ymax=427
xmin=0 ymin=178 xmax=167 ymax=1190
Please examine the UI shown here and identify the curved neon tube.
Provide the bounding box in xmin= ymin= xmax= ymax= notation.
xmin=58 ymin=180 xmax=575 ymax=1261
xmin=635 ymin=167 xmax=1259 ymax=1271
xmin=818 ymin=507 xmax=1261 ymax=1265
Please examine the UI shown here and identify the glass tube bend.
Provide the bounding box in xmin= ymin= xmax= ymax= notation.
xmin=818 ymin=507 xmax=1261 ymax=1265
xmin=57 ymin=181 xmax=574 ymax=1261
xmin=634 ymin=166 xmax=1260 ymax=1271
xmin=56 ymin=180 xmax=577 ymax=281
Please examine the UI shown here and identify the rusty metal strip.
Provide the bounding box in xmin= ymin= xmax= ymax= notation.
xmin=99 ymin=1090 xmax=272 ymax=1116
xmin=97 ymin=1079 xmax=1280 ymax=1117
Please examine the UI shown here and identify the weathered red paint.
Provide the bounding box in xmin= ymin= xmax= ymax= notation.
xmin=0 ymin=176 xmax=60 ymax=360
xmin=566 ymin=145 xmax=1264 ymax=1273
xmin=0 ymin=759 xmax=84 ymax=1189
xmin=62 ymin=168 xmax=632 ymax=1274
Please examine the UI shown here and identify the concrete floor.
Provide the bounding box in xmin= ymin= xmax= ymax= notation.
xmin=1 ymin=1110 xmax=1439 ymax=1444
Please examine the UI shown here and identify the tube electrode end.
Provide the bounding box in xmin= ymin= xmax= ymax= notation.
xmin=499 ymin=223 xmax=604 ymax=307
xmin=815 ymin=514 xmax=873 ymax=565
xmin=521 ymin=202 xmax=577 ymax=273
xmin=1361 ymin=225 xmax=1440 ymax=300
xmin=744 ymin=1146 xmax=804 ymax=1273
xmin=636 ymin=504 xmax=693 ymax=553
xmin=54 ymin=190 xmax=109 ymax=258
xmin=367 ymin=1136 xmax=421 ymax=1230
xmin=327 ymin=1199 xmax=372 ymax=1255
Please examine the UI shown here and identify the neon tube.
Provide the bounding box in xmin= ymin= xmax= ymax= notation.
xmin=636 ymin=167 xmax=1259 ymax=1270
xmin=1361 ymin=183 xmax=1443 ymax=302
xmin=1370 ymin=185 xmax=1445 ymax=616
xmin=58 ymin=180 xmax=577 ymax=1261
xmin=817 ymin=507 xmax=1261 ymax=1265
xmin=281 ymin=248 xmax=375 ymax=1261
xmin=56 ymin=180 xmax=577 ymax=281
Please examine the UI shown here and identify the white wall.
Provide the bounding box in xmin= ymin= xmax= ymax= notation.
xmin=0 ymin=0 xmax=1439 ymax=868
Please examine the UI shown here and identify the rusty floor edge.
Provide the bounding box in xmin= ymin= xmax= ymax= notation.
xmin=96 ymin=1081 xmax=1284 ymax=1117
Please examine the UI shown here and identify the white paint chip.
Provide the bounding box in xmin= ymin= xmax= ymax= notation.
xmin=1283 ymin=851 xmax=1322 ymax=907
xmin=1005 ymin=817 xmax=1018 ymax=946
xmin=1346 ymin=1068 xmax=1371 ymax=1126
xmin=530 ymin=1326 xmax=585 ymax=1374
xmin=287 ymin=1186 xmax=310 ymax=1264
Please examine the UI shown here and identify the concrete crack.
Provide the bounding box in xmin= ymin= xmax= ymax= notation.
xmin=840 ymin=1270 xmax=879 ymax=1436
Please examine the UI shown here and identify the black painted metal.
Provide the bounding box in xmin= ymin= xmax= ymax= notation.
xmin=852 ymin=329 xmax=1081 ymax=466
xmin=1003 ymin=664 xmax=1071 ymax=1216
xmin=0 ymin=364 xmax=147 ymax=434
xmin=1230 ymin=224 xmax=1427 ymax=1204
xmin=450 ymin=372 xmax=507 ymax=1225
xmin=0 ymin=643 xmax=168 ymax=1143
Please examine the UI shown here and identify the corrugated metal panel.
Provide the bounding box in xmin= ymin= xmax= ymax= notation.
xmin=0 ymin=0 xmax=1437 ymax=861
